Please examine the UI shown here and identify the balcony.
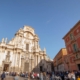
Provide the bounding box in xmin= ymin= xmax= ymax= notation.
xmin=58 ymin=59 xmax=62 ymax=65
xmin=70 ymin=38 xmax=76 ymax=44
xmin=75 ymin=53 xmax=80 ymax=60
xmin=73 ymin=49 xmax=80 ymax=54
xmin=64 ymin=57 xmax=69 ymax=64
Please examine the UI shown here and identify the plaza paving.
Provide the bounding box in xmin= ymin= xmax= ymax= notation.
xmin=0 ymin=75 xmax=37 ymax=80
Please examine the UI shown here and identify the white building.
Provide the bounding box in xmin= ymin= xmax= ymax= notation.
xmin=0 ymin=26 xmax=51 ymax=73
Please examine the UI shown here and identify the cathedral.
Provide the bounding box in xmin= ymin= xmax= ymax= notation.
xmin=0 ymin=26 xmax=52 ymax=73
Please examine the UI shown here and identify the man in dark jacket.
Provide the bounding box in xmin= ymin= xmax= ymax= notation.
xmin=1 ymin=72 xmax=6 ymax=80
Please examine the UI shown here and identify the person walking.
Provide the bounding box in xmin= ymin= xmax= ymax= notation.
xmin=71 ymin=71 xmax=76 ymax=80
xmin=1 ymin=72 xmax=6 ymax=80
xmin=43 ymin=72 xmax=47 ymax=80
xmin=14 ymin=73 xmax=20 ymax=80
xmin=40 ymin=72 xmax=43 ymax=80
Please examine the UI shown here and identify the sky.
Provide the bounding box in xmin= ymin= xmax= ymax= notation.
xmin=0 ymin=0 xmax=80 ymax=59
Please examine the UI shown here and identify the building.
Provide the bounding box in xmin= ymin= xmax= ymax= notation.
xmin=53 ymin=48 xmax=67 ymax=71
xmin=0 ymin=26 xmax=51 ymax=73
xmin=46 ymin=60 xmax=53 ymax=72
xmin=63 ymin=20 xmax=80 ymax=71
xmin=39 ymin=58 xmax=53 ymax=72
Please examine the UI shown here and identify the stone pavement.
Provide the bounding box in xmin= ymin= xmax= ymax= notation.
xmin=0 ymin=75 xmax=37 ymax=80
xmin=0 ymin=76 xmax=24 ymax=80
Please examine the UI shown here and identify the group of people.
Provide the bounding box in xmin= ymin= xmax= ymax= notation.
xmin=0 ymin=71 xmax=19 ymax=80
xmin=0 ymin=72 xmax=5 ymax=80
xmin=30 ymin=71 xmax=80 ymax=80
xmin=0 ymin=71 xmax=80 ymax=80
xmin=48 ymin=71 xmax=80 ymax=80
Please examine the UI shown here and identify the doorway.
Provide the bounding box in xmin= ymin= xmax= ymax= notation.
xmin=78 ymin=64 xmax=80 ymax=70
xmin=40 ymin=66 xmax=43 ymax=72
xmin=3 ymin=64 xmax=9 ymax=71
xmin=24 ymin=62 xmax=29 ymax=72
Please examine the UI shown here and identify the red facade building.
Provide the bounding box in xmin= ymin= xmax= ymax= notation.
xmin=63 ymin=20 xmax=80 ymax=71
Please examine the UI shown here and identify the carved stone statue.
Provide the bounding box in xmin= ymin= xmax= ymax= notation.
xmin=2 ymin=38 xmax=5 ymax=43
xmin=6 ymin=52 xmax=10 ymax=62
xmin=43 ymin=48 xmax=46 ymax=54
xmin=5 ymin=38 xmax=8 ymax=43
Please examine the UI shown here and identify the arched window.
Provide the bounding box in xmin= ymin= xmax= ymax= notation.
xmin=26 ymin=44 xmax=29 ymax=50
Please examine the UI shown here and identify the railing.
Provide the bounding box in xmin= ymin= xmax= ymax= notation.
xmin=75 ymin=53 xmax=80 ymax=60
xmin=70 ymin=38 xmax=76 ymax=43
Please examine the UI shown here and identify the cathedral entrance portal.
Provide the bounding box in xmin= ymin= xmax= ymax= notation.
xmin=24 ymin=62 xmax=29 ymax=72
xmin=3 ymin=64 xmax=9 ymax=71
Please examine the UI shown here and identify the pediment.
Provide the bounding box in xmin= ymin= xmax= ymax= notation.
xmin=23 ymin=26 xmax=35 ymax=35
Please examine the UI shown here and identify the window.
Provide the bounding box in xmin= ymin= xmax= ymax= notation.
xmin=70 ymin=57 xmax=75 ymax=63
xmin=77 ymin=29 xmax=79 ymax=33
xmin=6 ymin=51 xmax=10 ymax=62
xmin=73 ymin=43 xmax=78 ymax=52
xmin=76 ymin=54 xmax=78 ymax=58
xmin=7 ymin=51 xmax=10 ymax=55
xmin=26 ymin=44 xmax=29 ymax=50
xmin=70 ymin=33 xmax=74 ymax=40
xmin=69 ymin=47 xmax=71 ymax=52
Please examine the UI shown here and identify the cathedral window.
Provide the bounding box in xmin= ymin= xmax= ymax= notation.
xmin=73 ymin=43 xmax=78 ymax=52
xmin=26 ymin=44 xmax=29 ymax=50
xmin=70 ymin=33 xmax=74 ymax=40
xmin=6 ymin=51 xmax=10 ymax=62
xmin=7 ymin=51 xmax=10 ymax=55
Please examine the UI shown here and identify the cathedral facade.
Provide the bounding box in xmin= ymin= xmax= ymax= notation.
xmin=0 ymin=26 xmax=51 ymax=73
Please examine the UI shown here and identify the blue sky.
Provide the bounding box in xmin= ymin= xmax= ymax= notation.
xmin=0 ymin=0 xmax=80 ymax=59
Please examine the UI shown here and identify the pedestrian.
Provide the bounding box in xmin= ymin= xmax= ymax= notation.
xmin=37 ymin=73 xmax=40 ymax=79
xmin=14 ymin=73 xmax=20 ymax=80
xmin=40 ymin=72 xmax=43 ymax=80
xmin=71 ymin=71 xmax=76 ymax=80
xmin=1 ymin=72 xmax=6 ymax=80
xmin=43 ymin=72 xmax=47 ymax=80
xmin=68 ymin=71 xmax=72 ymax=80
xmin=28 ymin=72 xmax=30 ymax=80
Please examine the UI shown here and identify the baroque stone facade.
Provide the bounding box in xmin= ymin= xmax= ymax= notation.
xmin=0 ymin=26 xmax=51 ymax=72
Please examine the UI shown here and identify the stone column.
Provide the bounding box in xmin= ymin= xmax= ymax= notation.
xmin=17 ymin=53 xmax=20 ymax=72
xmin=15 ymin=52 xmax=18 ymax=71
xmin=40 ymin=56 xmax=42 ymax=62
xmin=29 ymin=59 xmax=31 ymax=72
xmin=13 ymin=51 xmax=16 ymax=71
xmin=31 ymin=55 xmax=34 ymax=71
xmin=37 ymin=55 xmax=39 ymax=68
xmin=0 ymin=50 xmax=3 ymax=71
xmin=36 ymin=41 xmax=38 ymax=49
xmin=37 ymin=55 xmax=38 ymax=66
xmin=34 ymin=40 xmax=38 ymax=51
xmin=36 ymin=55 xmax=37 ymax=66
xmin=38 ymin=55 xmax=40 ymax=72
xmin=37 ymin=55 xmax=39 ymax=72
xmin=33 ymin=54 xmax=36 ymax=72
xmin=35 ymin=55 xmax=37 ymax=72
xmin=19 ymin=53 xmax=21 ymax=72
xmin=21 ymin=58 xmax=24 ymax=72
